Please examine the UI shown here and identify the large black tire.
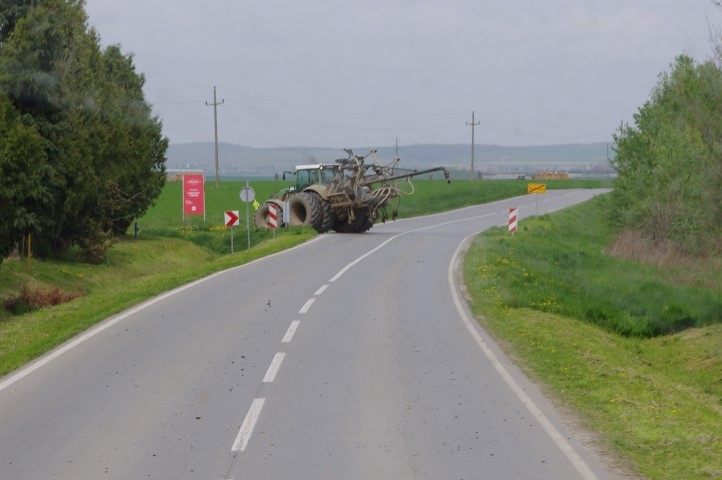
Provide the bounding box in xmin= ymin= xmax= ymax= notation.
xmin=332 ymin=209 xmax=374 ymax=233
xmin=287 ymin=192 xmax=323 ymax=232
xmin=254 ymin=202 xmax=283 ymax=229
xmin=319 ymin=197 xmax=335 ymax=233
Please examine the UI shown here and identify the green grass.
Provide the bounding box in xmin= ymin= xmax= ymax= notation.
xmin=137 ymin=180 xmax=287 ymax=253
xmin=467 ymin=198 xmax=722 ymax=336
xmin=463 ymin=196 xmax=722 ymax=480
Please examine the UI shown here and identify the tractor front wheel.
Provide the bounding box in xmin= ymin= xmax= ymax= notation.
xmin=288 ymin=192 xmax=324 ymax=232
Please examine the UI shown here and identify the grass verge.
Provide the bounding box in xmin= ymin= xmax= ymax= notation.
xmin=463 ymin=196 xmax=721 ymax=480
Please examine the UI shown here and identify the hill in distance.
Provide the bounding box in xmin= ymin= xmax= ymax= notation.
xmin=166 ymin=142 xmax=614 ymax=178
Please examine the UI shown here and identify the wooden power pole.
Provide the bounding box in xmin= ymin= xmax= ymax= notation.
xmin=206 ymin=86 xmax=224 ymax=189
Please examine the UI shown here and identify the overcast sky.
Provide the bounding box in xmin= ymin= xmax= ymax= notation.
xmin=84 ymin=0 xmax=719 ymax=149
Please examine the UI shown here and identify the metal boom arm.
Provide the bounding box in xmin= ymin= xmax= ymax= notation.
xmin=361 ymin=166 xmax=451 ymax=186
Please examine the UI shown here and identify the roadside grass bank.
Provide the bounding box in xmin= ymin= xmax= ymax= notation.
xmin=463 ymin=196 xmax=722 ymax=480
xmin=0 ymin=229 xmax=315 ymax=377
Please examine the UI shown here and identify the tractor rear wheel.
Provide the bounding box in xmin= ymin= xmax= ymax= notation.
xmin=332 ymin=209 xmax=373 ymax=233
xmin=319 ymin=198 xmax=335 ymax=233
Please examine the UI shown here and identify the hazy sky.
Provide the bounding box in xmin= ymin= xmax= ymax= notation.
xmin=84 ymin=0 xmax=719 ymax=149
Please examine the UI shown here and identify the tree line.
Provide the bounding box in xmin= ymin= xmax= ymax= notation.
xmin=610 ymin=53 xmax=722 ymax=255
xmin=0 ymin=0 xmax=167 ymax=265
xmin=2 ymin=1 xmax=720 ymax=267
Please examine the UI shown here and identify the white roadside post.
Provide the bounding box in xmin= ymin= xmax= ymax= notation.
xmin=267 ymin=204 xmax=278 ymax=239
xmin=240 ymin=182 xmax=256 ymax=250
xmin=509 ymin=208 xmax=518 ymax=236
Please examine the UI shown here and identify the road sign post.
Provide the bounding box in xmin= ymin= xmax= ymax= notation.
xmin=527 ymin=183 xmax=546 ymax=216
xmin=240 ymin=182 xmax=256 ymax=250
xmin=224 ymin=210 xmax=240 ymax=253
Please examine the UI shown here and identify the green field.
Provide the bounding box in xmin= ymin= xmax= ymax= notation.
xmin=139 ymin=178 xmax=610 ymax=253
xmin=2 ymin=177 xmax=718 ymax=479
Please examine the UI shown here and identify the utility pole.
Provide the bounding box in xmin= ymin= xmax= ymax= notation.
xmin=466 ymin=111 xmax=480 ymax=181
xmin=206 ymin=86 xmax=224 ymax=189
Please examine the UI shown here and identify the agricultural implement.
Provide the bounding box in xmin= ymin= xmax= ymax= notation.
xmin=254 ymin=149 xmax=450 ymax=233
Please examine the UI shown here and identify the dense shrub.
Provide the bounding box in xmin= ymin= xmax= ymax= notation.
xmin=3 ymin=285 xmax=81 ymax=315
xmin=610 ymin=55 xmax=722 ymax=255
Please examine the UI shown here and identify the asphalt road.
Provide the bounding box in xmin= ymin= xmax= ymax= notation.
xmin=0 ymin=189 xmax=620 ymax=480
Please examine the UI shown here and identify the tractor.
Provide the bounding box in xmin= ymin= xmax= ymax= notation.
xmin=254 ymin=149 xmax=450 ymax=233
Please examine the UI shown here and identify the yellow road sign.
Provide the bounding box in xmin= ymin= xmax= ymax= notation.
xmin=528 ymin=183 xmax=546 ymax=194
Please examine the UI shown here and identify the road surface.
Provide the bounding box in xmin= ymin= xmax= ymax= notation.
xmin=0 ymin=189 xmax=621 ymax=479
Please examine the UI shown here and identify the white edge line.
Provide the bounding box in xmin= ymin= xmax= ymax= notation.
xmin=232 ymin=398 xmax=265 ymax=452
xmin=262 ymin=352 xmax=286 ymax=383
xmin=327 ymin=213 xmax=497 ymax=284
xmin=298 ymin=298 xmax=315 ymax=314
xmin=314 ymin=284 xmax=329 ymax=296
xmin=329 ymin=235 xmax=401 ymax=282
xmin=448 ymin=235 xmax=598 ymax=480
xmin=282 ymin=320 xmax=300 ymax=343
xmin=0 ymin=235 xmax=329 ymax=394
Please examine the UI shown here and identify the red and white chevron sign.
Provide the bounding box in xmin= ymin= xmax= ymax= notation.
xmin=509 ymin=208 xmax=518 ymax=235
xmin=224 ymin=210 xmax=240 ymax=227
xmin=268 ymin=204 xmax=278 ymax=229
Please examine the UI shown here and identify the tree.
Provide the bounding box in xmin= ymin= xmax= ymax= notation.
xmin=96 ymin=45 xmax=167 ymax=235
xmin=0 ymin=0 xmax=41 ymax=44
xmin=610 ymin=55 xmax=722 ymax=254
xmin=0 ymin=94 xmax=50 ymax=265
xmin=0 ymin=0 xmax=167 ymax=263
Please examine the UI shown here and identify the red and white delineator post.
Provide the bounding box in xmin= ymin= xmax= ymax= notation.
xmin=267 ymin=204 xmax=278 ymax=229
xmin=509 ymin=208 xmax=518 ymax=235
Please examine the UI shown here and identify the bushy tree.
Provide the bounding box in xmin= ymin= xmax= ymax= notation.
xmin=96 ymin=45 xmax=167 ymax=235
xmin=0 ymin=0 xmax=167 ymax=263
xmin=0 ymin=94 xmax=50 ymax=265
xmin=611 ymin=55 xmax=722 ymax=254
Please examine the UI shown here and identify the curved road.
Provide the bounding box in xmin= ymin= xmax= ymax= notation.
xmin=0 ymin=189 xmax=619 ymax=479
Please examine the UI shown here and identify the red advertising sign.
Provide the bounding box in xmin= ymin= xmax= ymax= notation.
xmin=183 ymin=174 xmax=205 ymax=216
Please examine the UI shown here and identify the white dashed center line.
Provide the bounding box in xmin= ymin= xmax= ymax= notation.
xmin=232 ymin=398 xmax=265 ymax=452
xmin=299 ymin=298 xmax=315 ymax=314
xmin=262 ymin=352 xmax=286 ymax=383
xmin=282 ymin=320 xmax=300 ymax=343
